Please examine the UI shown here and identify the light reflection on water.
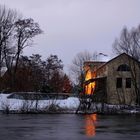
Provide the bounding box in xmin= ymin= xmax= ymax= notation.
xmin=0 ymin=114 xmax=140 ymax=140
xmin=85 ymin=114 xmax=97 ymax=137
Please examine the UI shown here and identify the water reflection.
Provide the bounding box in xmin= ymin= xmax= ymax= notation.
xmin=0 ymin=114 xmax=140 ymax=140
xmin=85 ymin=114 xmax=97 ymax=137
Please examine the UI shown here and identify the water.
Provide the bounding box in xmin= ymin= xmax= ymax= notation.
xmin=0 ymin=114 xmax=140 ymax=140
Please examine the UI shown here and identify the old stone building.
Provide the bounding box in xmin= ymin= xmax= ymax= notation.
xmin=84 ymin=53 xmax=140 ymax=105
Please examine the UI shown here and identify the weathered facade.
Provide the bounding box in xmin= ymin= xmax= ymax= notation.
xmin=84 ymin=53 xmax=140 ymax=105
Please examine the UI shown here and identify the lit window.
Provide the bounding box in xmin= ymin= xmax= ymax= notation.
xmin=117 ymin=64 xmax=130 ymax=71
xmin=116 ymin=78 xmax=122 ymax=88
xmin=126 ymin=78 xmax=131 ymax=88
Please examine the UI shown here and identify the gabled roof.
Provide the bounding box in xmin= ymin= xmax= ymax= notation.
xmin=96 ymin=53 xmax=140 ymax=71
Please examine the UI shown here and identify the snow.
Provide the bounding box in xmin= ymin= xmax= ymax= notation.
xmin=0 ymin=94 xmax=80 ymax=111
xmin=0 ymin=93 xmax=140 ymax=114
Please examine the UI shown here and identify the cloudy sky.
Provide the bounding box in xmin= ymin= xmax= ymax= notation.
xmin=1 ymin=0 xmax=140 ymax=71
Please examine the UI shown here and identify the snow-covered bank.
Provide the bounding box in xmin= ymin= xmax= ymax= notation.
xmin=75 ymin=103 xmax=140 ymax=115
xmin=0 ymin=94 xmax=80 ymax=112
xmin=0 ymin=93 xmax=140 ymax=114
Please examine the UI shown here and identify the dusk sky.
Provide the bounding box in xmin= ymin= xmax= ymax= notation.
xmin=1 ymin=0 xmax=140 ymax=71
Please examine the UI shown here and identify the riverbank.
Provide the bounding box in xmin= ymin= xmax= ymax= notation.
xmin=0 ymin=93 xmax=79 ymax=113
xmin=0 ymin=93 xmax=140 ymax=114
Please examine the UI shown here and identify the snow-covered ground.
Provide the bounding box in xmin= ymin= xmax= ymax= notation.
xmin=0 ymin=94 xmax=80 ymax=111
xmin=0 ymin=93 xmax=140 ymax=114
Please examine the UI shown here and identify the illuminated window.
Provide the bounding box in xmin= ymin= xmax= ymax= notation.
xmin=126 ymin=78 xmax=131 ymax=88
xmin=116 ymin=78 xmax=122 ymax=88
xmin=117 ymin=64 xmax=130 ymax=71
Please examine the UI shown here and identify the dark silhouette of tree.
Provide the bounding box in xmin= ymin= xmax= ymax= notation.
xmin=113 ymin=25 xmax=140 ymax=60
xmin=70 ymin=50 xmax=97 ymax=93
xmin=13 ymin=18 xmax=42 ymax=76
xmin=43 ymin=54 xmax=63 ymax=93
xmin=0 ymin=5 xmax=19 ymax=80
xmin=29 ymin=54 xmax=45 ymax=91
xmin=62 ymin=74 xmax=72 ymax=93
xmin=2 ymin=53 xmax=72 ymax=93
xmin=45 ymin=55 xmax=63 ymax=83
xmin=0 ymin=5 xmax=43 ymax=91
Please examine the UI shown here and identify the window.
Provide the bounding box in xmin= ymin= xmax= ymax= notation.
xmin=126 ymin=78 xmax=131 ymax=88
xmin=116 ymin=78 xmax=122 ymax=88
xmin=117 ymin=64 xmax=130 ymax=71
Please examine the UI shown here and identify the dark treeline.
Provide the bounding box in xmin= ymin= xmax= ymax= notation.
xmin=1 ymin=54 xmax=72 ymax=93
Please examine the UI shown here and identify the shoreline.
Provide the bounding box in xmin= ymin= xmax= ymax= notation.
xmin=0 ymin=109 xmax=140 ymax=115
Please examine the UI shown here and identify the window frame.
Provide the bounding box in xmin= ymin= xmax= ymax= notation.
xmin=126 ymin=78 xmax=131 ymax=88
xmin=116 ymin=78 xmax=122 ymax=88
xmin=117 ymin=64 xmax=130 ymax=71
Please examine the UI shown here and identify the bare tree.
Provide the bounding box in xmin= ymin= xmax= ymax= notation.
xmin=113 ymin=25 xmax=140 ymax=60
xmin=4 ymin=19 xmax=42 ymax=90
xmin=13 ymin=18 xmax=43 ymax=75
xmin=0 ymin=5 xmax=43 ymax=91
xmin=0 ymin=5 xmax=19 ymax=77
xmin=70 ymin=50 xmax=97 ymax=88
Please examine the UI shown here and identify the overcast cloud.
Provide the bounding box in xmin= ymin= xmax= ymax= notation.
xmin=1 ymin=0 xmax=140 ymax=71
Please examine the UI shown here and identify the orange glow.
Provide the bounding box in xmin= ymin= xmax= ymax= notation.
xmin=85 ymin=70 xmax=96 ymax=94
xmin=85 ymin=114 xmax=97 ymax=137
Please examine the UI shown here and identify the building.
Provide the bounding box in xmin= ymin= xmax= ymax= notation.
xmin=84 ymin=53 xmax=140 ymax=105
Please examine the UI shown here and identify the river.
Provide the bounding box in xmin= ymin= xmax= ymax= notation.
xmin=0 ymin=114 xmax=140 ymax=140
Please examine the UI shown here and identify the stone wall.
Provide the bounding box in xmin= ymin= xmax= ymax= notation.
xmin=84 ymin=54 xmax=140 ymax=105
xmin=106 ymin=54 xmax=140 ymax=105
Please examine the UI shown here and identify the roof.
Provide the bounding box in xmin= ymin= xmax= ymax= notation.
xmin=84 ymin=61 xmax=106 ymax=63
xmin=96 ymin=53 xmax=140 ymax=71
